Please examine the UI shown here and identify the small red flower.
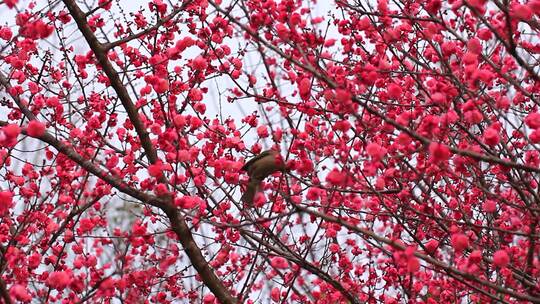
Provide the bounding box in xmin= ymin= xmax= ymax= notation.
xmin=483 ymin=128 xmax=500 ymax=146
xmin=46 ymin=271 xmax=72 ymax=290
xmin=270 ymin=256 xmax=289 ymax=269
xmin=0 ymin=191 xmax=13 ymax=215
xmin=407 ymin=257 xmax=420 ymax=273
xmin=366 ymin=143 xmax=387 ymax=161
xmin=493 ymin=250 xmax=510 ymax=267
xmin=429 ymin=142 xmax=451 ymax=163
xmin=451 ymin=233 xmax=469 ymax=252
xmin=26 ymin=120 xmax=46 ymax=137
xmin=387 ymin=83 xmax=402 ymax=99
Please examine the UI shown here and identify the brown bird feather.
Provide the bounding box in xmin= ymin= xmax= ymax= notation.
xmin=241 ymin=150 xmax=286 ymax=204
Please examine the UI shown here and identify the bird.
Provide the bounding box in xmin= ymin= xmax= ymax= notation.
xmin=241 ymin=150 xmax=287 ymax=204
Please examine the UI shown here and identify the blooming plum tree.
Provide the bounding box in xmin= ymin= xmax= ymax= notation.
xmin=0 ymin=0 xmax=539 ymax=303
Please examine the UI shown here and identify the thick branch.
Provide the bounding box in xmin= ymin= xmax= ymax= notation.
xmin=62 ymin=0 xmax=158 ymax=164
xmin=0 ymin=278 xmax=11 ymax=304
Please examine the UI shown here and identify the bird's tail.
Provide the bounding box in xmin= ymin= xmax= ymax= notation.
xmin=241 ymin=179 xmax=260 ymax=205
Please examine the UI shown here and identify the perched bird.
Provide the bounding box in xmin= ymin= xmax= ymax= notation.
xmin=241 ymin=150 xmax=286 ymax=204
